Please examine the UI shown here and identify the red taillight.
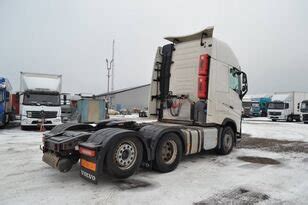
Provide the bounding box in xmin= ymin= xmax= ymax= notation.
xmin=79 ymin=147 xmax=96 ymax=157
xmin=199 ymin=54 xmax=209 ymax=76
xmin=198 ymin=54 xmax=209 ymax=99
xmin=198 ymin=76 xmax=207 ymax=99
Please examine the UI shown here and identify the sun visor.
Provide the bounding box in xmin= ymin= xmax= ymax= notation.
xmin=164 ymin=26 xmax=214 ymax=44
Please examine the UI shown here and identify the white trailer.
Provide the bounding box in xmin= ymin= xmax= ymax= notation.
xmin=20 ymin=72 xmax=62 ymax=129
xmin=268 ymin=91 xmax=308 ymax=122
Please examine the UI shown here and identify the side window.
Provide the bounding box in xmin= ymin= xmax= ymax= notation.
xmin=285 ymin=103 xmax=289 ymax=109
xmin=229 ymin=68 xmax=240 ymax=94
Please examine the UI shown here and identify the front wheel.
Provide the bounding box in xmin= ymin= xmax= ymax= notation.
xmin=287 ymin=115 xmax=293 ymax=122
xmin=216 ymin=126 xmax=234 ymax=155
xmin=153 ymin=133 xmax=183 ymax=173
xmin=105 ymin=136 xmax=143 ymax=179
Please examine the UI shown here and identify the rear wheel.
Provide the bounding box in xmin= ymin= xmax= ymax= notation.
xmin=216 ymin=126 xmax=234 ymax=155
xmin=153 ymin=133 xmax=183 ymax=173
xmin=287 ymin=115 xmax=293 ymax=122
xmin=105 ymin=136 xmax=143 ymax=179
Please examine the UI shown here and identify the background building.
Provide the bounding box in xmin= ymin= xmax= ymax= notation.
xmin=96 ymin=84 xmax=150 ymax=111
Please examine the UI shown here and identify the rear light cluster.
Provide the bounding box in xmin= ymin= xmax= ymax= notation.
xmin=198 ymin=54 xmax=209 ymax=99
xmin=79 ymin=147 xmax=96 ymax=157
xmin=80 ymin=159 xmax=96 ymax=171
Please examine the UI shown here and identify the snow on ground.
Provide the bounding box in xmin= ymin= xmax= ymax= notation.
xmin=0 ymin=118 xmax=307 ymax=204
xmin=243 ymin=117 xmax=308 ymax=142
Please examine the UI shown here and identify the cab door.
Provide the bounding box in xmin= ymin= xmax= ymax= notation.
xmin=228 ymin=68 xmax=242 ymax=129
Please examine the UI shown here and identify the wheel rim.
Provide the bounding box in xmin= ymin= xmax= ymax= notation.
xmin=114 ymin=140 xmax=137 ymax=170
xmin=161 ymin=140 xmax=178 ymax=164
xmin=224 ymin=131 xmax=233 ymax=151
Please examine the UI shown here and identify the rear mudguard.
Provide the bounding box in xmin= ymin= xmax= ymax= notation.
xmin=46 ymin=123 xmax=94 ymax=137
xmin=138 ymin=124 xmax=186 ymax=160
xmin=83 ymin=128 xmax=151 ymax=176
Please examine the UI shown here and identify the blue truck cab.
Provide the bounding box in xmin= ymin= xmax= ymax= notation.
xmin=0 ymin=77 xmax=13 ymax=127
xmin=251 ymin=97 xmax=271 ymax=117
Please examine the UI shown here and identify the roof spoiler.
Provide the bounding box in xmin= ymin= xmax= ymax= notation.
xmin=165 ymin=26 xmax=214 ymax=44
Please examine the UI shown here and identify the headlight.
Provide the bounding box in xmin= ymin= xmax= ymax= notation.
xmin=27 ymin=112 xmax=32 ymax=118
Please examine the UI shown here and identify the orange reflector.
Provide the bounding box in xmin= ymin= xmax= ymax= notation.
xmin=80 ymin=159 xmax=96 ymax=172
xmin=79 ymin=147 xmax=96 ymax=157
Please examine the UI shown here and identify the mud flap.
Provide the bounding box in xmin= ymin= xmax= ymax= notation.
xmin=79 ymin=143 xmax=100 ymax=184
xmin=80 ymin=165 xmax=98 ymax=184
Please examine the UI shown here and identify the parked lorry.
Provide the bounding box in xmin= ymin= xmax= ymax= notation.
xmin=41 ymin=26 xmax=248 ymax=184
xmin=20 ymin=72 xmax=62 ymax=129
xmin=242 ymin=99 xmax=254 ymax=117
xmin=268 ymin=92 xmax=308 ymax=122
xmin=300 ymin=100 xmax=308 ymax=124
xmin=0 ymin=77 xmax=13 ymax=128
xmin=250 ymin=97 xmax=271 ymax=117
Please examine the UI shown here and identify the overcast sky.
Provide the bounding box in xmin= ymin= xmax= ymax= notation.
xmin=1 ymin=0 xmax=307 ymax=95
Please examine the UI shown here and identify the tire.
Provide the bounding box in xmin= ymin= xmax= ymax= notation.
xmin=272 ymin=119 xmax=277 ymax=122
xmin=105 ymin=136 xmax=143 ymax=179
xmin=287 ymin=115 xmax=293 ymax=122
xmin=21 ymin=125 xmax=28 ymax=130
xmin=216 ymin=126 xmax=234 ymax=155
xmin=153 ymin=133 xmax=183 ymax=173
xmin=304 ymin=122 xmax=308 ymax=124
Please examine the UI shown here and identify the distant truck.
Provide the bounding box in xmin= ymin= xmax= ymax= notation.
xmin=268 ymin=92 xmax=308 ymax=122
xmin=242 ymin=99 xmax=255 ymax=117
xmin=300 ymin=100 xmax=308 ymax=124
xmin=0 ymin=77 xmax=13 ymax=128
xmin=20 ymin=72 xmax=62 ymax=129
xmin=251 ymin=97 xmax=271 ymax=117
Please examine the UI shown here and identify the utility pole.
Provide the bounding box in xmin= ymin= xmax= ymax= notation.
xmin=106 ymin=58 xmax=113 ymax=93
xmin=111 ymin=40 xmax=115 ymax=91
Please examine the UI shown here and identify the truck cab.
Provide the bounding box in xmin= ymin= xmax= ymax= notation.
xmin=250 ymin=101 xmax=261 ymax=117
xmin=20 ymin=90 xmax=61 ymax=128
xmin=300 ymin=100 xmax=308 ymax=123
xmin=149 ymin=27 xmax=247 ymax=136
xmin=0 ymin=77 xmax=13 ymax=128
xmin=242 ymin=100 xmax=252 ymax=117
xmin=268 ymin=94 xmax=291 ymax=121
xmin=20 ymin=72 xmax=62 ymax=129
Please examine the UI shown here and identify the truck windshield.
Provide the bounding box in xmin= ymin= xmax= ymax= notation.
xmin=301 ymin=102 xmax=308 ymax=112
xmin=242 ymin=102 xmax=251 ymax=108
xmin=23 ymin=93 xmax=60 ymax=106
xmin=268 ymin=102 xmax=284 ymax=109
xmin=0 ymin=90 xmax=3 ymax=102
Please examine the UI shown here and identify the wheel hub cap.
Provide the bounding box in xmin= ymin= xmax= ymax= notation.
xmin=161 ymin=140 xmax=177 ymax=164
xmin=114 ymin=141 xmax=137 ymax=170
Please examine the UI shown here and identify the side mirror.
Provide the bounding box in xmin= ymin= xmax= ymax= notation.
xmin=242 ymin=72 xmax=247 ymax=84
xmin=240 ymin=72 xmax=248 ymax=99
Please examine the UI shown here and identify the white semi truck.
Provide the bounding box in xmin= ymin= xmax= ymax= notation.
xmin=41 ymin=26 xmax=248 ymax=184
xmin=300 ymin=100 xmax=308 ymax=124
xmin=20 ymin=72 xmax=62 ymax=129
xmin=268 ymin=92 xmax=308 ymax=122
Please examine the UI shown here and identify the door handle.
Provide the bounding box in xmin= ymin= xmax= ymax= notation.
xmin=222 ymin=103 xmax=234 ymax=110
